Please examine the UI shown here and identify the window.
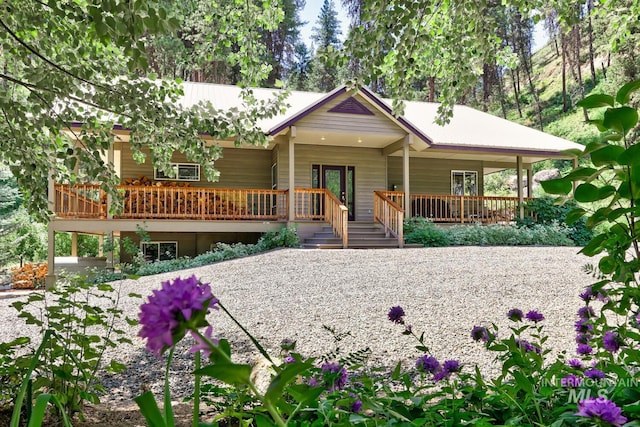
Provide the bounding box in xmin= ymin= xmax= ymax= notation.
xmin=451 ymin=171 xmax=478 ymax=196
xmin=141 ymin=241 xmax=177 ymax=262
xmin=154 ymin=163 xmax=200 ymax=181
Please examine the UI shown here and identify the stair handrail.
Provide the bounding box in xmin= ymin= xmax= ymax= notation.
xmin=323 ymin=190 xmax=349 ymax=248
xmin=373 ymin=191 xmax=404 ymax=248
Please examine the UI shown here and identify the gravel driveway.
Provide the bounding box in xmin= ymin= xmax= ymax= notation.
xmin=0 ymin=246 xmax=595 ymax=402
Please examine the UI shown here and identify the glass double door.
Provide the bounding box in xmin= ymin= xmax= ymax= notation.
xmin=313 ymin=165 xmax=355 ymax=221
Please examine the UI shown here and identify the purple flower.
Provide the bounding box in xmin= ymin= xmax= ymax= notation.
xmin=561 ymin=374 xmax=583 ymax=387
xmin=576 ymin=398 xmax=627 ymax=427
xmin=507 ymin=308 xmax=524 ymax=322
xmin=579 ymin=286 xmax=593 ymax=302
xmin=307 ymin=377 xmax=319 ymax=387
xmin=584 ymin=368 xmax=605 ymax=380
xmin=575 ymin=319 xmax=594 ymax=334
xmin=603 ymin=331 xmax=622 ymax=353
xmin=138 ymin=275 xmax=217 ymax=357
xmin=189 ymin=326 xmax=217 ymax=357
xmin=525 ymin=310 xmax=545 ymax=323
xmin=516 ymin=339 xmax=540 ymax=353
xmin=416 ymin=355 xmax=441 ymax=374
xmin=321 ymin=362 xmax=348 ymax=391
xmin=635 ymin=312 xmax=640 ymax=327
xmin=577 ymin=306 xmax=595 ymax=320
xmin=433 ymin=370 xmax=450 ymax=382
xmin=388 ymin=306 xmax=405 ymax=324
xmin=568 ymin=359 xmax=583 ymax=369
xmin=576 ymin=333 xmax=591 ymax=345
xmin=577 ymin=343 xmax=593 ymax=355
xmin=442 ymin=359 xmax=461 ymax=373
xmin=471 ymin=325 xmax=489 ymax=342
xmin=283 ymin=355 xmax=296 ymax=364
xmin=351 ymin=399 xmax=362 ymax=413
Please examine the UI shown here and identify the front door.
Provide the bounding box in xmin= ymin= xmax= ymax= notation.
xmin=315 ymin=165 xmax=355 ymax=221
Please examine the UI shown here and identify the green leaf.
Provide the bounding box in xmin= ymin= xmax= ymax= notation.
xmin=541 ymin=177 xmax=572 ymax=195
xmin=196 ymin=363 xmax=252 ymax=386
xmin=616 ymin=78 xmax=640 ymax=104
xmin=603 ymin=107 xmax=638 ymax=134
xmin=590 ymin=144 xmax=625 ymax=166
xmin=287 ymin=383 xmax=324 ymax=404
xmin=565 ymin=208 xmax=586 ymax=226
xmin=563 ymin=167 xmax=598 ymax=181
xmin=618 ymin=143 xmax=640 ymax=166
xmin=576 ymin=94 xmax=614 ymax=109
xmin=575 ymin=183 xmax=602 ymax=202
xmin=134 ymin=391 xmax=168 ymax=427
xmin=265 ymin=361 xmax=313 ymax=404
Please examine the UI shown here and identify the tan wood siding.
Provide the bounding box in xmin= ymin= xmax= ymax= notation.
xmin=294 ymin=145 xmax=386 ymax=221
xmin=296 ymin=94 xmax=405 ymax=137
xmin=388 ymin=157 xmax=484 ymax=195
xmin=119 ymin=145 xmax=273 ymax=188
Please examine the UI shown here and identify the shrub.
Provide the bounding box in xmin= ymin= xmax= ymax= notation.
xmin=518 ymin=196 xmax=592 ymax=246
xmin=403 ymin=217 xmax=450 ymax=247
xmin=448 ymin=223 xmax=574 ymax=246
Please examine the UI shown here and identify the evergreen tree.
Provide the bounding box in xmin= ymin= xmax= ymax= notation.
xmin=308 ymin=0 xmax=343 ymax=91
xmin=264 ymin=0 xmax=306 ymax=86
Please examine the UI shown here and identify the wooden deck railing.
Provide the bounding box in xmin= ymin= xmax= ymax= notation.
xmin=374 ymin=191 xmax=404 ymax=248
xmin=295 ymin=188 xmax=348 ymax=248
xmin=54 ymin=184 xmax=288 ymax=220
xmin=410 ymin=194 xmax=533 ymax=223
xmin=54 ymin=184 xmax=106 ymax=218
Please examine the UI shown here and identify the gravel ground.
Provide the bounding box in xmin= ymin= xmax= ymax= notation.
xmin=0 ymin=246 xmax=595 ymax=403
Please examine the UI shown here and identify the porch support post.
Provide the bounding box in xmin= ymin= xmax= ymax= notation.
xmin=517 ymin=155 xmax=524 ymax=220
xmin=106 ymin=231 xmax=115 ymax=270
xmin=71 ymin=232 xmax=78 ymax=257
xmin=572 ymin=157 xmax=579 ymax=193
xmin=45 ymin=175 xmax=56 ymax=289
xmin=403 ymin=134 xmax=411 ymax=218
xmin=107 ymin=143 xmax=114 ymax=219
xmin=288 ymin=126 xmax=296 ymax=223
xmin=526 ymin=167 xmax=533 ymax=197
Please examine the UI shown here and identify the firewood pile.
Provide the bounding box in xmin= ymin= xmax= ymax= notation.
xmin=119 ymin=175 xmax=242 ymax=218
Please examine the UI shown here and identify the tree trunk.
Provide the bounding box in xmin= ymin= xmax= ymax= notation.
xmin=587 ymin=0 xmax=597 ymax=84
xmin=554 ymin=38 xmax=560 ymax=57
xmin=574 ymin=24 xmax=588 ymax=121
xmin=511 ymin=69 xmax=522 ymax=118
xmin=561 ymin=32 xmax=568 ymax=112
xmin=428 ymin=76 xmax=436 ymax=102
xmin=496 ymin=66 xmax=507 ymax=119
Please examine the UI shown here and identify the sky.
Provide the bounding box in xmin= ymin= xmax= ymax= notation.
xmin=299 ymin=1 xmax=548 ymax=52
xmin=299 ymin=0 xmax=351 ymax=46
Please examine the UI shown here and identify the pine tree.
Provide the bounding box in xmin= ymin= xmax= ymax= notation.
xmin=307 ymin=0 xmax=343 ymax=91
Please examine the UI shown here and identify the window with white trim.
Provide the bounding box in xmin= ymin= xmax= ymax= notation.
xmin=154 ymin=163 xmax=200 ymax=181
xmin=451 ymin=171 xmax=478 ymax=196
xmin=141 ymin=241 xmax=177 ymax=262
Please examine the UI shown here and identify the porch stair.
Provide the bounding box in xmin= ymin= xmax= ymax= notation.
xmin=302 ymin=222 xmax=419 ymax=249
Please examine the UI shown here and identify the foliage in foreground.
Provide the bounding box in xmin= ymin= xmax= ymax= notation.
xmin=403 ymin=216 xmax=576 ymax=247
xmin=0 ymin=278 xmax=134 ymax=421
xmin=8 ymin=79 xmax=640 ymax=426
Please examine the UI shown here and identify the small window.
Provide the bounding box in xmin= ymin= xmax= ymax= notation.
xmin=451 ymin=171 xmax=478 ymax=196
xmin=154 ymin=163 xmax=200 ymax=181
xmin=141 ymin=241 xmax=177 ymax=262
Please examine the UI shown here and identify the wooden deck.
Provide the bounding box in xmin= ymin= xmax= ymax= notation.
xmin=54 ymin=184 xmax=530 ymax=224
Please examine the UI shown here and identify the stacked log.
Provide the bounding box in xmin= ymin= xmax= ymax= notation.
xmin=118 ymin=175 xmax=240 ymax=218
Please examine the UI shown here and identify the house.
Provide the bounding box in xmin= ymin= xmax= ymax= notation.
xmin=46 ymin=83 xmax=583 ymax=283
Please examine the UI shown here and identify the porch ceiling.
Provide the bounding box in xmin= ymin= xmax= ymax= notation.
xmin=293 ymin=128 xmax=403 ymax=149
xmin=395 ymin=148 xmax=559 ymax=166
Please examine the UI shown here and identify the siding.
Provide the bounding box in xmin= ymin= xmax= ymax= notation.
xmin=119 ymin=145 xmax=273 ymax=188
xmin=293 ymin=145 xmax=386 ymax=221
xmin=387 ymin=157 xmax=484 ymax=195
xmin=296 ymin=94 xmax=405 ymax=137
